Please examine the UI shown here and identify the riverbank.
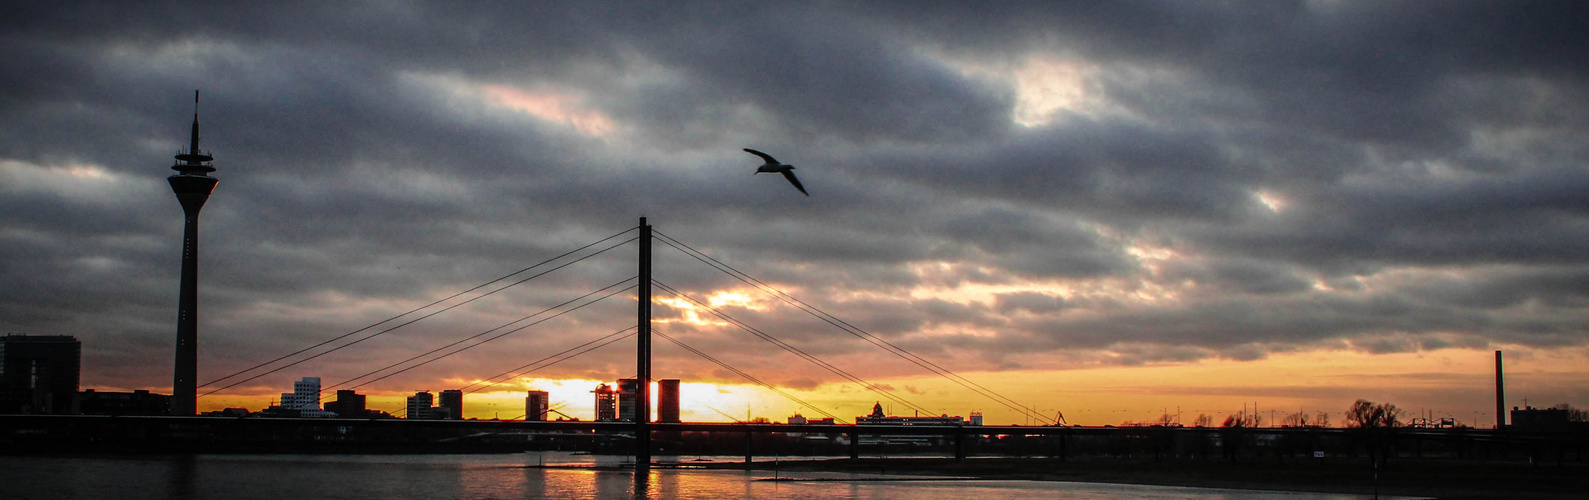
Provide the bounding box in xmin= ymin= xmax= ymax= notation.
xmin=716 ymin=456 xmax=1587 ymax=499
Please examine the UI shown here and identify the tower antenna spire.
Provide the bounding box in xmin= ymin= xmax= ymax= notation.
xmin=189 ymin=90 xmax=201 ymax=162
xmin=173 ymin=90 xmax=214 ymax=175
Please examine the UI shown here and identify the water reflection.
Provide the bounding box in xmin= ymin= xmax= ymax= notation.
xmin=0 ymin=453 xmax=1410 ymax=500
xmin=654 ymin=466 xmax=680 ymax=499
xmin=164 ymin=454 xmax=196 ymax=500
xmin=632 ymin=463 xmax=650 ymax=499
xmin=521 ymin=462 xmax=546 ymax=498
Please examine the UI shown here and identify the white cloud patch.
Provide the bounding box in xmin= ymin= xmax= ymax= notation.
xmin=404 ymin=73 xmax=617 ymax=137
xmin=1 ymin=159 xmax=154 ymax=205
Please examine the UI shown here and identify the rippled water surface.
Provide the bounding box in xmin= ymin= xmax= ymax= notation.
xmin=0 ymin=453 xmax=1408 ymax=499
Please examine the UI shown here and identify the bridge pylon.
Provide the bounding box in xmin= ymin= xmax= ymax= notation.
xmin=636 ymin=217 xmax=652 ymax=466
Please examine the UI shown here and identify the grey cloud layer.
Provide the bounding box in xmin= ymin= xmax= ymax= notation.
xmin=2 ymin=1 xmax=1586 ymax=392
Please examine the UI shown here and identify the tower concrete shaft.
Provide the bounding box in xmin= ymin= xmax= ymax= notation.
xmin=168 ymin=91 xmax=218 ymax=416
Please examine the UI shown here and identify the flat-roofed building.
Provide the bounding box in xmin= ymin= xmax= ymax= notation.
xmin=525 ymin=390 xmax=549 ymax=421
xmin=79 ymin=389 xmax=170 ymax=416
xmin=439 ymin=389 xmax=464 ymax=420
xmin=617 ymin=378 xmax=640 ymax=422
xmin=324 ymin=389 xmax=367 ymax=418
xmin=657 ymin=379 xmax=680 ymax=423
xmin=592 ymin=384 xmax=617 ymax=421
xmin=406 ymin=391 xmax=437 ymax=420
xmin=0 ymin=334 xmax=81 ymax=414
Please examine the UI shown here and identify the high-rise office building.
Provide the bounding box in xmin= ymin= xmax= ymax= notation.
xmin=657 ymin=379 xmax=680 ymax=423
xmin=279 ymin=377 xmax=316 ymax=410
xmin=324 ymin=389 xmax=366 ymax=418
xmin=406 ymin=391 xmax=436 ymax=420
xmin=0 ymin=334 xmax=81 ymax=414
xmin=617 ymin=378 xmax=640 ymax=422
xmin=525 ymin=390 xmax=549 ymax=421
xmin=592 ymin=383 xmax=617 ymax=421
xmin=439 ymin=389 xmax=464 ymax=420
xmin=278 ymin=377 xmax=333 ymax=417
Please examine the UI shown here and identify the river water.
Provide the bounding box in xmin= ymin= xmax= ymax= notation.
xmin=0 ymin=453 xmax=1409 ymax=499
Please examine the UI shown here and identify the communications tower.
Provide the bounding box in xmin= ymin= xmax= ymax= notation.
xmin=168 ymin=91 xmax=218 ymax=416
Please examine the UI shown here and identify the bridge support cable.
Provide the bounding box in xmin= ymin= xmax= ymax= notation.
xmin=654 ymin=328 xmax=845 ymax=423
xmin=655 ymin=231 xmax=1050 ymax=423
xmin=699 ymin=402 xmax=748 ymax=423
xmin=654 ymin=231 xmax=1054 ymax=425
xmin=200 ymin=227 xmax=637 ymax=389
xmin=324 ymin=277 xmax=637 ymax=393
xmin=652 ymin=280 xmax=934 ymax=419
xmin=524 ymin=401 xmax=579 ymax=421
xmin=460 ymin=326 xmax=638 ymax=395
xmin=337 ymin=281 xmax=640 ymax=392
xmin=199 ymin=233 xmax=638 ymax=397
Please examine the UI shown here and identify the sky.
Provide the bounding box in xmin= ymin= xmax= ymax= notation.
xmin=3 ymin=1 xmax=1587 ymax=426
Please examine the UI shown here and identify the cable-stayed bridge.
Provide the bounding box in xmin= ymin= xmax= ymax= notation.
xmin=182 ymin=218 xmax=1060 ymax=462
xmin=4 ymin=218 xmax=1578 ymax=469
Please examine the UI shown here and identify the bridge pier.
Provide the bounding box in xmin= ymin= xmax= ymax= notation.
xmin=954 ymin=431 xmax=966 ymax=462
xmin=744 ymin=431 xmax=753 ymax=465
xmin=849 ymin=431 xmax=859 ymax=459
xmin=1059 ymin=430 xmax=1068 ymax=462
xmin=633 ymin=462 xmax=650 ymax=496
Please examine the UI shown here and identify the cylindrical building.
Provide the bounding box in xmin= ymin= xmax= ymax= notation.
xmin=658 ymin=379 xmax=681 ymax=423
xmin=525 ymin=390 xmax=549 ymax=421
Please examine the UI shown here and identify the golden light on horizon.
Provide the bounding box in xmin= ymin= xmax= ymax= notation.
xmin=176 ymin=344 xmax=1589 ymax=429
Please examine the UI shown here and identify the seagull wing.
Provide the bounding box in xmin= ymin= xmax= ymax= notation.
xmin=781 ymin=169 xmax=809 ymax=196
xmin=743 ymin=148 xmax=779 ymax=165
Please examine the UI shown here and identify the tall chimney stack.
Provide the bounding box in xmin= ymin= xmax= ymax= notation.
xmin=1494 ymin=350 xmax=1505 ymax=429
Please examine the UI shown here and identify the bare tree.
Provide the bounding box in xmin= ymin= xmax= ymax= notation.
xmin=1552 ymin=403 xmax=1589 ymax=422
xmin=1193 ymin=414 xmax=1214 ymax=428
xmin=1222 ymin=411 xmax=1260 ymax=428
xmin=1156 ymin=412 xmax=1176 ymax=426
xmin=1221 ymin=413 xmax=1244 ymax=428
xmin=1282 ymin=411 xmax=1310 ymax=427
xmin=1346 ymin=399 xmax=1403 ymax=428
xmin=1346 ymin=399 xmax=1403 ymax=469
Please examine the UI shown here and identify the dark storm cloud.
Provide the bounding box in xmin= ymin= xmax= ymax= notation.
xmin=994 ymin=291 xmax=1066 ymax=315
xmin=868 ymin=1 xmax=1589 ymax=142
xmin=1162 ymin=258 xmax=1313 ymax=296
xmin=2 ymin=1 xmax=1587 ymax=394
xmin=622 ymin=5 xmax=1015 ymax=145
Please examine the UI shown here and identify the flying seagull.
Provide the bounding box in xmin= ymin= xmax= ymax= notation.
xmin=744 ymin=148 xmax=808 ymax=196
